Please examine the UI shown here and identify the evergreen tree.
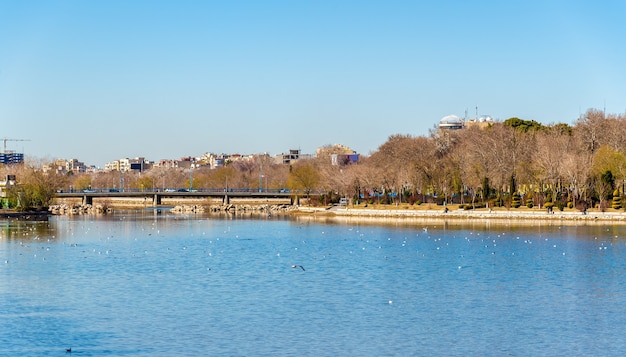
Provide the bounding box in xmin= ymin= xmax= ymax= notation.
xmin=509 ymin=174 xmax=516 ymax=193
xmin=511 ymin=192 xmax=521 ymax=208
xmin=481 ymin=177 xmax=490 ymax=201
xmin=612 ymin=189 xmax=622 ymax=209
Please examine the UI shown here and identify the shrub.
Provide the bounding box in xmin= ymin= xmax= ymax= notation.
xmin=612 ymin=189 xmax=622 ymax=209
xmin=408 ymin=194 xmax=420 ymax=205
xmin=465 ymin=203 xmax=485 ymax=210
xmin=511 ymin=192 xmax=521 ymax=208
xmin=600 ymin=200 xmax=609 ymax=212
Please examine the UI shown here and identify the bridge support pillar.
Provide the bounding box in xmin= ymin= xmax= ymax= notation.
xmin=83 ymin=195 xmax=93 ymax=206
xmin=153 ymin=194 xmax=161 ymax=206
xmin=291 ymin=195 xmax=299 ymax=206
xmin=224 ymin=194 xmax=230 ymax=205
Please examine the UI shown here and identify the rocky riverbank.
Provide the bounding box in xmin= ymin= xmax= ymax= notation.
xmin=48 ymin=203 xmax=112 ymax=215
xmin=170 ymin=203 xmax=296 ymax=214
xmin=48 ymin=203 xmax=297 ymax=215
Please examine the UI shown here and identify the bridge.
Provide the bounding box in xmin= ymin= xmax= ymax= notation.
xmin=55 ymin=188 xmax=302 ymax=206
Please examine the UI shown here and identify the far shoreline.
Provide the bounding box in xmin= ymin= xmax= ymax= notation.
xmin=46 ymin=197 xmax=626 ymax=225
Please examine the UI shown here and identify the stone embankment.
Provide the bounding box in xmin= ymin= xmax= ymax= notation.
xmin=49 ymin=204 xmax=111 ymax=215
xmin=297 ymin=206 xmax=626 ymax=222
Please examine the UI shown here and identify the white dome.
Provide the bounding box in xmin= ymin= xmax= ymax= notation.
xmin=440 ymin=114 xmax=462 ymax=124
xmin=439 ymin=114 xmax=464 ymax=129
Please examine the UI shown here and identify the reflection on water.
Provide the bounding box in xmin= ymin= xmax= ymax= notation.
xmin=1 ymin=212 xmax=626 ymax=356
xmin=0 ymin=219 xmax=55 ymax=241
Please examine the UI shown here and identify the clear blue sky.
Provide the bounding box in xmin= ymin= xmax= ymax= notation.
xmin=1 ymin=0 xmax=625 ymax=167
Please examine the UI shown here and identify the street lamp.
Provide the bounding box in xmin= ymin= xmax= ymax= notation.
xmin=259 ymin=163 xmax=263 ymax=192
xmin=189 ymin=164 xmax=193 ymax=191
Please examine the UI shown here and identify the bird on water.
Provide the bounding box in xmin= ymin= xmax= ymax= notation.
xmin=291 ymin=264 xmax=305 ymax=271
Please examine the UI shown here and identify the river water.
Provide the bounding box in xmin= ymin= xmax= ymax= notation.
xmin=1 ymin=212 xmax=626 ymax=356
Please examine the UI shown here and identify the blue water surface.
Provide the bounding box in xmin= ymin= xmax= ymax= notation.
xmin=1 ymin=213 xmax=626 ymax=356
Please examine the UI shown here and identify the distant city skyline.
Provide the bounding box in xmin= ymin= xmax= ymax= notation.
xmin=2 ymin=1 xmax=625 ymax=167
xmin=38 ymin=144 xmax=347 ymax=171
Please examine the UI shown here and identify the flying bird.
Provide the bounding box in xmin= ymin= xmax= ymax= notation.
xmin=291 ymin=265 xmax=305 ymax=271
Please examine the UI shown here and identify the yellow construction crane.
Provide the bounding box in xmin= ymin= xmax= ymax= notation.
xmin=2 ymin=138 xmax=30 ymax=153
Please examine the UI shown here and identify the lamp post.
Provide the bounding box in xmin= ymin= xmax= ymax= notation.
xmin=189 ymin=164 xmax=193 ymax=191
xmin=259 ymin=163 xmax=263 ymax=192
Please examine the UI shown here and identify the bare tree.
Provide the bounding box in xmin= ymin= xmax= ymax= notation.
xmin=574 ymin=109 xmax=606 ymax=154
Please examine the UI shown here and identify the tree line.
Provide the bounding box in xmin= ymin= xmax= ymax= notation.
xmin=355 ymin=108 xmax=626 ymax=211
xmin=2 ymin=108 xmax=626 ymax=211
